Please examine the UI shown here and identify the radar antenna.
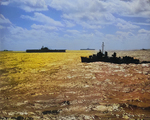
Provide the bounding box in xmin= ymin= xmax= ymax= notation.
xmin=102 ymin=42 xmax=104 ymax=54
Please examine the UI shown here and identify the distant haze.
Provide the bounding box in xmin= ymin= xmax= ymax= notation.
xmin=0 ymin=0 xmax=150 ymax=51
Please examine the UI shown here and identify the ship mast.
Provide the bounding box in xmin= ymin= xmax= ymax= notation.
xmin=102 ymin=42 xmax=104 ymax=54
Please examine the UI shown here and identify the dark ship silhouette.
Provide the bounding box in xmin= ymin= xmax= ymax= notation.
xmin=26 ymin=46 xmax=66 ymax=53
xmin=81 ymin=51 xmax=140 ymax=64
xmin=80 ymin=48 xmax=95 ymax=50
xmin=81 ymin=42 xmax=150 ymax=64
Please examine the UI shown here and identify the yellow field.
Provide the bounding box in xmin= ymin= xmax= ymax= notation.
xmin=0 ymin=50 xmax=93 ymax=87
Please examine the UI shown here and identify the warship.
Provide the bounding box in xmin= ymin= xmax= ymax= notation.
xmin=81 ymin=42 xmax=150 ymax=64
xmin=80 ymin=48 xmax=95 ymax=50
xmin=81 ymin=51 xmax=140 ymax=64
xmin=26 ymin=46 xmax=66 ymax=53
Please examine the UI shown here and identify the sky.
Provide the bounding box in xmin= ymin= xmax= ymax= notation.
xmin=0 ymin=0 xmax=150 ymax=51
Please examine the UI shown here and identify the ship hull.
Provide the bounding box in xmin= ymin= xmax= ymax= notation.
xmin=26 ymin=49 xmax=66 ymax=53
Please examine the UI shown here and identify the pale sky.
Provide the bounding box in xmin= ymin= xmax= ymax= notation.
xmin=0 ymin=0 xmax=150 ymax=51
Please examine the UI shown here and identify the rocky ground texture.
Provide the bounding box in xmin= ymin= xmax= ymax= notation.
xmin=0 ymin=51 xmax=150 ymax=119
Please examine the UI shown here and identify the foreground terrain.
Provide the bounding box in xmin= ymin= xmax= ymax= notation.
xmin=0 ymin=50 xmax=150 ymax=119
